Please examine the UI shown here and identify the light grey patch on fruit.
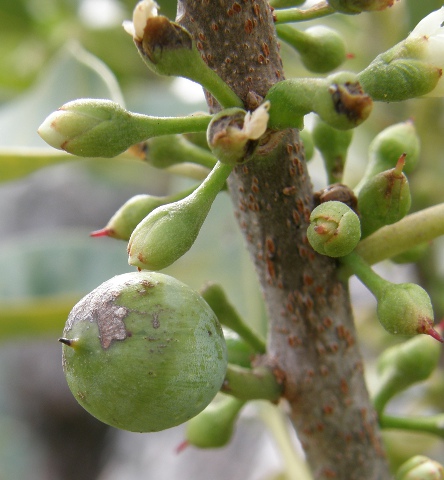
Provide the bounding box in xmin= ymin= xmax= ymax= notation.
xmin=152 ymin=313 xmax=160 ymax=329
xmin=97 ymin=294 xmax=129 ymax=349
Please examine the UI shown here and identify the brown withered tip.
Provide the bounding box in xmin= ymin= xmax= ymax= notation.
xmin=330 ymin=82 xmax=373 ymax=123
xmin=314 ymin=183 xmax=358 ymax=213
xmin=138 ymin=16 xmax=193 ymax=62
xmin=59 ymin=338 xmax=74 ymax=346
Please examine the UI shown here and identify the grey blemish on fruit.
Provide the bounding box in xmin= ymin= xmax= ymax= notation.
xmin=65 ymin=286 xmax=129 ymax=349
xmin=97 ymin=299 xmax=129 ymax=349
xmin=152 ymin=313 xmax=160 ymax=329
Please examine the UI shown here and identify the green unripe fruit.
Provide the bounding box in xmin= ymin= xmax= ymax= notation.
xmin=358 ymin=156 xmax=411 ymax=238
xmin=307 ymin=201 xmax=361 ymax=257
xmin=224 ymin=329 xmax=256 ymax=368
xmin=377 ymin=282 xmax=439 ymax=338
xmin=277 ymin=25 xmax=347 ymax=74
xmin=185 ymin=395 xmax=245 ymax=449
xmin=396 ymin=455 xmax=444 ymax=480
xmin=60 ymin=272 xmax=227 ymax=433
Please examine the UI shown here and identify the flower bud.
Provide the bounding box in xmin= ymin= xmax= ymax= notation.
xmin=396 ymin=455 xmax=444 ymax=480
xmin=266 ymin=72 xmax=372 ymax=131
xmin=312 ymin=118 xmax=353 ymax=183
xmin=276 ymin=25 xmax=347 ymax=73
xmin=183 ymin=395 xmax=245 ymax=449
xmin=359 ymin=8 xmax=444 ymax=100
xmin=91 ymin=187 xmax=196 ymax=241
xmin=307 ymin=201 xmax=361 ymax=257
xmin=327 ymin=0 xmax=395 ymax=14
xmin=376 ymin=282 xmax=442 ymax=340
xmin=374 ymin=333 xmax=442 ymax=413
xmin=38 ymin=99 xmax=212 ymax=158
xmin=60 ymin=271 xmax=227 ymax=432
xmin=128 ymin=162 xmax=231 ymax=270
xmin=206 ymin=103 xmax=270 ymax=165
xmin=358 ymin=155 xmax=411 ymax=238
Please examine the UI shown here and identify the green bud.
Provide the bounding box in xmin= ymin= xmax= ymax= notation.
xmin=206 ymin=103 xmax=270 ymax=165
xmin=377 ymin=282 xmax=442 ymax=339
xmin=312 ymin=118 xmax=353 ymax=183
xmin=354 ymin=120 xmax=420 ymax=194
xmin=327 ymin=0 xmax=395 ymax=14
xmin=358 ymin=155 xmax=411 ymax=238
xmin=396 ymin=455 xmax=444 ymax=480
xmin=276 ymin=25 xmax=347 ymax=74
xmin=341 ymin=252 xmax=443 ymax=341
xmin=266 ymin=72 xmax=373 ymax=131
xmin=184 ymin=395 xmax=245 ymax=449
xmin=91 ymin=187 xmax=196 ymax=241
xmin=374 ymin=334 xmax=442 ymax=413
xmin=60 ymin=271 xmax=227 ymax=432
xmin=359 ymin=57 xmax=442 ymax=102
xmin=307 ymin=201 xmax=361 ymax=257
xmin=128 ymin=162 xmax=232 ymax=270
xmin=38 ymin=99 xmax=212 ymax=158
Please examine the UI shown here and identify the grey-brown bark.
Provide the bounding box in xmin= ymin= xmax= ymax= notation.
xmin=177 ymin=1 xmax=391 ymax=478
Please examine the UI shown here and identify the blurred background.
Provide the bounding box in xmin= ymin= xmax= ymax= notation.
xmin=0 ymin=0 xmax=443 ymax=478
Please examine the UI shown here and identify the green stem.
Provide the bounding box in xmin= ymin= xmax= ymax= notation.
xmin=258 ymin=402 xmax=314 ymax=480
xmin=356 ymin=203 xmax=444 ymax=266
xmin=276 ymin=24 xmax=309 ymax=50
xmin=190 ymin=161 xmax=232 ymax=203
xmin=340 ymin=251 xmax=390 ymax=297
xmin=165 ymin=163 xmax=211 ymax=181
xmin=380 ymin=414 xmax=444 ymax=439
xmin=196 ymin=64 xmax=244 ymax=109
xmin=201 ymin=283 xmax=266 ymax=353
xmin=274 ymin=2 xmax=336 ymax=23
xmin=221 ymin=364 xmax=283 ymax=401
xmin=132 ymin=112 xmax=212 ymax=138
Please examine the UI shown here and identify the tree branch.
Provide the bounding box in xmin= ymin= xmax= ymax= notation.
xmin=177 ymin=1 xmax=390 ymax=478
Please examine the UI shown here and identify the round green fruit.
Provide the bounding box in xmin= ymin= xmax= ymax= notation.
xmin=60 ymin=272 xmax=227 ymax=433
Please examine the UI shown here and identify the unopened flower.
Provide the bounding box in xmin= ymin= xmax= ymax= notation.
xmin=123 ymin=0 xmax=159 ymax=41
xmin=359 ymin=7 xmax=444 ymax=100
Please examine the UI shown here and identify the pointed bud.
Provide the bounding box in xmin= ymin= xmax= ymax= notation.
xmin=128 ymin=162 xmax=231 ymax=270
xmin=276 ymin=25 xmax=347 ymax=73
xmin=38 ymin=99 xmax=212 ymax=158
xmin=327 ymin=0 xmax=395 ymax=14
xmin=359 ymin=8 xmax=444 ymax=101
xmin=374 ymin=333 xmax=442 ymax=413
xmin=358 ymin=155 xmax=411 ymax=238
xmin=266 ymin=71 xmax=372 ymax=131
xmin=377 ymin=282 xmax=442 ymax=340
xmin=396 ymin=456 xmax=444 ymax=480
xmin=341 ymin=252 xmax=443 ymax=341
xmin=307 ymin=201 xmax=361 ymax=257
xmin=184 ymin=396 xmax=245 ymax=449
xmin=312 ymin=118 xmax=353 ymax=183
xmin=91 ymin=188 xmax=196 ymax=241
xmin=207 ymin=103 xmax=270 ymax=165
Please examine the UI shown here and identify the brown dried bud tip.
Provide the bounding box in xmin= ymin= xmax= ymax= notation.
xmin=330 ymin=81 xmax=373 ymax=124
